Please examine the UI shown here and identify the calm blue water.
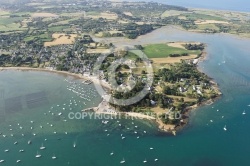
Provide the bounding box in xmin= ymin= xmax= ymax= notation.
xmin=130 ymin=0 xmax=250 ymax=12
xmin=1 ymin=28 xmax=250 ymax=165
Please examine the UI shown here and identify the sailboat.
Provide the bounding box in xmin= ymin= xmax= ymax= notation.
xmin=35 ymin=152 xmax=42 ymax=158
xmin=120 ymin=158 xmax=125 ymax=164
xmin=52 ymin=155 xmax=57 ymax=159
xmin=40 ymin=143 xmax=46 ymax=150
xmin=223 ymin=125 xmax=227 ymax=131
xmin=242 ymin=110 xmax=246 ymax=115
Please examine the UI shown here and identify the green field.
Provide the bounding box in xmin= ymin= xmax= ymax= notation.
xmin=197 ymin=24 xmax=220 ymax=30
xmin=48 ymin=25 xmax=69 ymax=32
xmin=0 ymin=17 xmax=24 ymax=25
xmin=24 ymin=33 xmax=52 ymax=42
xmin=142 ymin=44 xmax=201 ymax=58
xmin=161 ymin=10 xmax=190 ymax=18
xmin=183 ymin=13 xmax=225 ymax=21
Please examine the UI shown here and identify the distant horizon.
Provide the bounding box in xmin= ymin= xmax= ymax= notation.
xmin=128 ymin=0 xmax=250 ymax=12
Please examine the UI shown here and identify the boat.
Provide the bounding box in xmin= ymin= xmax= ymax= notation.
xmin=35 ymin=152 xmax=42 ymax=158
xmin=4 ymin=149 xmax=9 ymax=152
xmin=223 ymin=125 xmax=227 ymax=131
xmin=19 ymin=149 xmax=24 ymax=152
xmin=14 ymin=141 xmax=18 ymax=145
xmin=40 ymin=143 xmax=46 ymax=150
xmin=120 ymin=158 xmax=125 ymax=164
xmin=52 ymin=155 xmax=57 ymax=159
xmin=28 ymin=140 xmax=32 ymax=144
xmin=16 ymin=160 xmax=21 ymax=163
xmin=149 ymin=147 xmax=154 ymax=150
xmin=0 ymin=160 xmax=4 ymax=163
xmin=242 ymin=110 xmax=246 ymax=115
xmin=110 ymin=151 xmax=114 ymax=156
xmin=143 ymin=159 xmax=147 ymax=163
xmin=73 ymin=142 xmax=76 ymax=148
xmin=155 ymin=159 xmax=158 ymax=161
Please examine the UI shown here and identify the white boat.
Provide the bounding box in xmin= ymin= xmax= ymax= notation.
xmin=0 ymin=160 xmax=4 ymax=163
xmin=16 ymin=160 xmax=21 ymax=163
xmin=120 ymin=158 xmax=125 ymax=164
xmin=223 ymin=125 xmax=227 ymax=131
xmin=143 ymin=159 xmax=147 ymax=163
xmin=122 ymin=137 xmax=125 ymax=139
xmin=14 ymin=141 xmax=18 ymax=145
xmin=40 ymin=143 xmax=46 ymax=150
xmin=4 ymin=149 xmax=9 ymax=152
xmin=19 ymin=149 xmax=24 ymax=152
xmin=73 ymin=142 xmax=76 ymax=148
xmin=242 ymin=110 xmax=246 ymax=115
xmin=149 ymin=147 xmax=154 ymax=150
xmin=110 ymin=151 xmax=114 ymax=156
xmin=35 ymin=152 xmax=42 ymax=158
xmin=154 ymin=159 xmax=158 ymax=161
xmin=52 ymin=155 xmax=57 ymax=159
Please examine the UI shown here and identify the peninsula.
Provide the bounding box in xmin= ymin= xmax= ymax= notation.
xmin=0 ymin=0 xmax=233 ymax=133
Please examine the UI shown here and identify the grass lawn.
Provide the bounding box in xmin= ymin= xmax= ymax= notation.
xmin=142 ymin=44 xmax=200 ymax=58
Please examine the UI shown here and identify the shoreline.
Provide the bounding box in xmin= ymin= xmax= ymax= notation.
xmin=0 ymin=67 xmax=111 ymax=90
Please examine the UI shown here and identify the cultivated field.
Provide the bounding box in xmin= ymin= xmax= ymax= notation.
xmin=86 ymin=49 xmax=110 ymax=54
xmin=88 ymin=12 xmax=118 ymax=20
xmin=44 ymin=33 xmax=77 ymax=47
xmin=32 ymin=13 xmax=58 ymax=18
xmin=195 ymin=20 xmax=229 ymax=25
xmin=123 ymin=12 xmax=133 ymax=16
xmin=161 ymin=10 xmax=190 ymax=18
xmin=150 ymin=54 xmax=198 ymax=64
